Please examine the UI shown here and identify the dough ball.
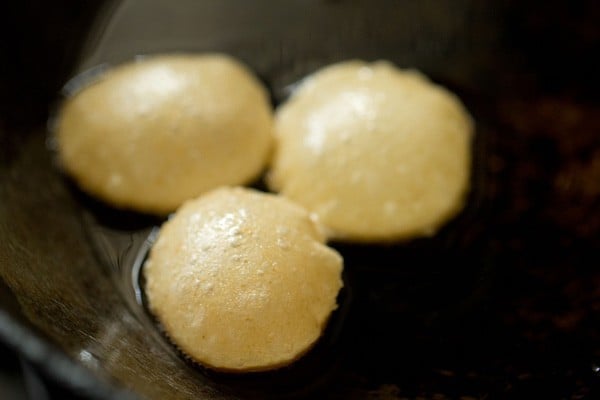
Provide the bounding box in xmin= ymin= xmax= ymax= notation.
xmin=56 ymin=54 xmax=273 ymax=214
xmin=268 ymin=60 xmax=474 ymax=242
xmin=144 ymin=187 xmax=343 ymax=372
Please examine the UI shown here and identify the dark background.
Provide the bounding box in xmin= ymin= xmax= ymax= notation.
xmin=1 ymin=1 xmax=600 ymax=399
xmin=2 ymin=3 xmax=107 ymax=398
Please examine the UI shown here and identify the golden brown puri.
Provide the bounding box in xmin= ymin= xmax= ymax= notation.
xmin=143 ymin=187 xmax=344 ymax=372
xmin=268 ymin=60 xmax=474 ymax=242
xmin=56 ymin=54 xmax=273 ymax=214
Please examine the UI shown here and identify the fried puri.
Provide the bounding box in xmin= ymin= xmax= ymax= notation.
xmin=143 ymin=187 xmax=343 ymax=372
xmin=268 ymin=60 xmax=474 ymax=242
xmin=56 ymin=54 xmax=273 ymax=214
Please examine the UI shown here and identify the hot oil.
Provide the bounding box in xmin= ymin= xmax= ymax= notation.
xmin=48 ymin=62 xmax=355 ymax=397
xmin=76 ymin=192 xmax=352 ymax=398
xmin=53 ymin=59 xmax=490 ymax=399
xmin=83 ymin=218 xmax=156 ymax=311
xmin=83 ymin=205 xmax=159 ymax=327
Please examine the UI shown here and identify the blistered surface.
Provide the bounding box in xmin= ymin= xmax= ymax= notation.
xmin=144 ymin=187 xmax=343 ymax=372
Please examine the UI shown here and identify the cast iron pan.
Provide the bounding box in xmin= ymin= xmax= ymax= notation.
xmin=1 ymin=0 xmax=599 ymax=399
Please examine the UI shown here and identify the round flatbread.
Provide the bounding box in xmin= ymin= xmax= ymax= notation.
xmin=144 ymin=187 xmax=343 ymax=372
xmin=268 ymin=60 xmax=474 ymax=242
xmin=56 ymin=54 xmax=273 ymax=214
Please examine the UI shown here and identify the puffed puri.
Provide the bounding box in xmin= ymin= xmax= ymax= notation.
xmin=268 ymin=60 xmax=474 ymax=242
xmin=56 ymin=54 xmax=273 ymax=214
xmin=143 ymin=187 xmax=344 ymax=372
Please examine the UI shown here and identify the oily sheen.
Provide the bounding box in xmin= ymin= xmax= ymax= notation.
xmin=143 ymin=187 xmax=343 ymax=372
